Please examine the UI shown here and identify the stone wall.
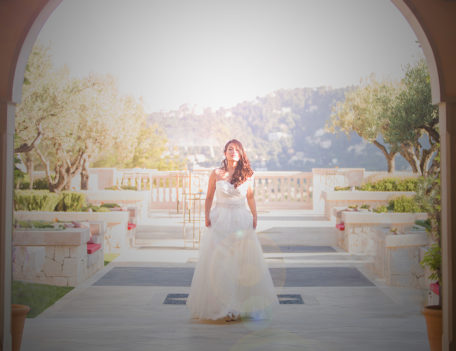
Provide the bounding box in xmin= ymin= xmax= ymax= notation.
xmin=12 ymin=225 xmax=104 ymax=287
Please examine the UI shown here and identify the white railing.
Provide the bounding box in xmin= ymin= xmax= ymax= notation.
xmin=86 ymin=167 xmax=418 ymax=212
xmin=114 ymin=169 xmax=314 ymax=210
xmin=254 ymin=171 xmax=313 ymax=209
xmin=118 ymin=169 xmax=210 ymax=210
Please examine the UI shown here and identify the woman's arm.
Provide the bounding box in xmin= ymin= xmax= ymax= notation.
xmin=204 ymin=170 xmax=217 ymax=227
xmin=246 ymin=177 xmax=257 ymax=229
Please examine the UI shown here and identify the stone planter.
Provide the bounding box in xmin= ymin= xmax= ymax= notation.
xmin=339 ymin=211 xmax=427 ymax=254
xmin=322 ymin=190 xmax=416 ymax=220
xmin=12 ymin=227 xmax=103 ymax=286
xmin=374 ymin=226 xmax=428 ymax=289
xmin=14 ymin=211 xmax=128 ymax=253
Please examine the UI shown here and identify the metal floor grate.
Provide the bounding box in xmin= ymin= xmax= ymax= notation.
xmin=163 ymin=293 xmax=304 ymax=305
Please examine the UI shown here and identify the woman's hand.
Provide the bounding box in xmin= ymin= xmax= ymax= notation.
xmin=205 ymin=216 xmax=211 ymax=227
xmin=253 ymin=216 xmax=257 ymax=229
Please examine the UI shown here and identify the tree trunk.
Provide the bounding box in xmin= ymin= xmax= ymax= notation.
xmin=80 ymin=154 xmax=89 ymax=190
xmin=420 ymin=141 xmax=439 ymax=176
xmin=399 ymin=139 xmax=439 ymax=176
xmin=62 ymin=180 xmax=71 ymax=191
xmin=372 ymin=140 xmax=397 ymax=172
xmin=35 ymin=146 xmax=86 ymax=193
xmin=48 ymin=164 xmax=69 ymax=193
xmin=399 ymin=144 xmax=420 ymax=174
xmin=386 ymin=153 xmax=395 ymax=173
xmin=24 ymin=153 xmax=33 ymax=189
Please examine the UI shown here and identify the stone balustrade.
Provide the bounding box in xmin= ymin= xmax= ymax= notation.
xmin=12 ymin=224 xmax=104 ymax=287
xmin=254 ymin=171 xmax=313 ymax=210
xmin=78 ymin=168 xmax=420 ymax=212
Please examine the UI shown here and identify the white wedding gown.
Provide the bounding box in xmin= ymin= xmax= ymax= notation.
xmin=187 ymin=179 xmax=278 ymax=320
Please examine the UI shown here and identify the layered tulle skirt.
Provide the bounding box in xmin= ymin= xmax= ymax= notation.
xmin=187 ymin=203 xmax=278 ymax=320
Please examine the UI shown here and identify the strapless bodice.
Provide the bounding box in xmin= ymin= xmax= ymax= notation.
xmin=214 ymin=180 xmax=248 ymax=207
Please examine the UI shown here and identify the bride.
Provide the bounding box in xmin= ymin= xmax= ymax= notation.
xmin=187 ymin=139 xmax=278 ymax=322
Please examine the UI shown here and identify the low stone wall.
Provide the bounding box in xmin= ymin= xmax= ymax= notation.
xmin=322 ymin=191 xmax=416 ymax=220
xmin=373 ymin=226 xmax=428 ymax=289
xmin=14 ymin=211 xmax=129 ymax=253
xmin=12 ymin=225 xmax=104 ymax=287
xmin=339 ymin=211 xmax=428 ymax=255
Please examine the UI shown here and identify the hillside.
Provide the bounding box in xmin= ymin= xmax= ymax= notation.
xmin=147 ymin=87 xmax=410 ymax=171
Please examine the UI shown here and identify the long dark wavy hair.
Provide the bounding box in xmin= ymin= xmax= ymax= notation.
xmin=220 ymin=139 xmax=254 ymax=188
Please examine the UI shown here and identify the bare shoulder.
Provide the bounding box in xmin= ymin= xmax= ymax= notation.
xmin=213 ymin=167 xmax=225 ymax=180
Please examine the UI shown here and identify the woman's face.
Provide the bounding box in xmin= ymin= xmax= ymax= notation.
xmin=225 ymin=143 xmax=240 ymax=162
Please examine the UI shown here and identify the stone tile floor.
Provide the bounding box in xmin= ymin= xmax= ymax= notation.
xmin=21 ymin=210 xmax=430 ymax=351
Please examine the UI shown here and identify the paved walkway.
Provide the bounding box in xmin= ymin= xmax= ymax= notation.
xmin=21 ymin=210 xmax=429 ymax=351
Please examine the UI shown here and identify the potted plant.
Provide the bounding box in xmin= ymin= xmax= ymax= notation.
xmin=415 ymin=170 xmax=442 ymax=351
xmin=11 ymin=304 xmax=30 ymax=351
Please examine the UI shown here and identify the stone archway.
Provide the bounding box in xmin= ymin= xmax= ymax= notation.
xmin=1 ymin=1 xmax=455 ymax=349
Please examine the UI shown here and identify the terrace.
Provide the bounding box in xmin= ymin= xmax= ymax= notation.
xmin=12 ymin=167 xmax=434 ymax=350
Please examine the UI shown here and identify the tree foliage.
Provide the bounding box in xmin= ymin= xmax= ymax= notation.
xmin=387 ymin=60 xmax=439 ymax=175
xmin=326 ymin=76 xmax=399 ymax=172
xmin=326 ymin=59 xmax=438 ymax=175
xmin=15 ymin=44 xmax=178 ymax=192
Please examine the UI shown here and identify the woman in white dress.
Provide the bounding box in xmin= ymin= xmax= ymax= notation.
xmin=187 ymin=139 xmax=278 ymax=322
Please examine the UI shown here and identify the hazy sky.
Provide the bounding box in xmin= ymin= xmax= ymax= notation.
xmin=37 ymin=0 xmax=423 ymax=113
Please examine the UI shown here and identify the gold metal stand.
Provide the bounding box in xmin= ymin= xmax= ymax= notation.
xmin=182 ymin=192 xmax=205 ymax=249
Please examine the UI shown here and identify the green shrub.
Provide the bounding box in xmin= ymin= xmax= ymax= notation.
xmin=359 ymin=177 xmax=418 ymax=192
xmin=16 ymin=220 xmax=54 ymax=229
xmin=421 ymin=243 xmax=441 ymax=282
xmin=14 ymin=190 xmax=60 ymax=211
xmin=100 ymin=203 xmax=121 ymax=208
xmin=334 ymin=186 xmax=351 ymax=191
xmin=81 ymin=205 xmax=110 ymax=212
xmin=18 ymin=181 xmax=30 ymax=190
xmin=32 ymin=177 xmax=50 ymax=190
xmin=396 ymin=178 xmax=419 ymax=191
xmin=15 ymin=220 xmax=66 ymax=230
xmin=373 ymin=205 xmax=388 ymax=213
xmin=360 ymin=204 xmax=370 ymax=209
xmin=387 ymin=195 xmax=423 ymax=213
xmin=55 ymin=192 xmax=86 ymax=212
xmin=19 ymin=177 xmax=50 ymax=190
xmin=14 ymin=190 xmax=86 ymax=212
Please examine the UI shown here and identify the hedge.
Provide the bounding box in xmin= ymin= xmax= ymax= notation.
xmin=54 ymin=192 xmax=86 ymax=212
xmin=358 ymin=177 xmax=419 ymax=192
xmin=387 ymin=195 xmax=424 ymax=213
xmin=14 ymin=190 xmax=85 ymax=212
xmin=334 ymin=177 xmax=419 ymax=191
